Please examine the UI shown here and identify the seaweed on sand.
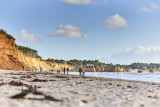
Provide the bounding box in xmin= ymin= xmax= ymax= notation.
xmin=31 ymin=79 xmax=48 ymax=82
xmin=11 ymin=90 xmax=63 ymax=102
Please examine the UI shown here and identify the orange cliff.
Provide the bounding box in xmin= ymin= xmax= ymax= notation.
xmin=0 ymin=33 xmax=124 ymax=72
xmin=0 ymin=33 xmax=74 ymax=71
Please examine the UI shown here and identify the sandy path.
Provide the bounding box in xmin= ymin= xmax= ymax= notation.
xmin=0 ymin=70 xmax=160 ymax=107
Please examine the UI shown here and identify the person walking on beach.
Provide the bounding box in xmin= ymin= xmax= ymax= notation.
xmin=82 ymin=67 xmax=85 ymax=77
xmin=79 ymin=67 xmax=82 ymax=76
xmin=39 ymin=67 xmax=41 ymax=72
xmin=22 ymin=66 xmax=24 ymax=71
xmin=35 ymin=68 xmax=37 ymax=72
xmin=67 ymin=68 xmax=69 ymax=75
xmin=150 ymin=68 xmax=154 ymax=73
xmin=57 ymin=69 xmax=60 ymax=73
xmin=64 ymin=67 xmax=66 ymax=75
xmin=41 ymin=67 xmax=43 ymax=72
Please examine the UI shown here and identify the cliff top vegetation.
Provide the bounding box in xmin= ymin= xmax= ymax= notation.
xmin=45 ymin=58 xmax=114 ymax=67
xmin=0 ymin=29 xmax=15 ymax=40
xmin=45 ymin=58 xmax=160 ymax=70
xmin=16 ymin=45 xmax=42 ymax=58
xmin=120 ymin=63 xmax=160 ymax=70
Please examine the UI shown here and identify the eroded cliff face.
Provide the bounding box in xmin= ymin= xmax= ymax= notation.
xmin=83 ymin=65 xmax=124 ymax=72
xmin=0 ymin=34 xmax=74 ymax=71
xmin=0 ymin=34 xmax=24 ymax=70
xmin=0 ymin=33 xmax=124 ymax=72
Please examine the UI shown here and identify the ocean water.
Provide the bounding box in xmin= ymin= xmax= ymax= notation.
xmin=69 ymin=72 xmax=160 ymax=83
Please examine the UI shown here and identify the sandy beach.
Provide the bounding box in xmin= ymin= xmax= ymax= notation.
xmin=0 ymin=70 xmax=160 ymax=107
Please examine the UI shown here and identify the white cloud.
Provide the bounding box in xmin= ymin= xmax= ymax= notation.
xmin=141 ymin=3 xmax=159 ymax=13
xmin=61 ymin=0 xmax=107 ymax=5
xmin=105 ymin=14 xmax=129 ymax=29
xmin=61 ymin=0 xmax=92 ymax=5
xmin=111 ymin=46 xmax=160 ymax=64
xmin=50 ymin=24 xmax=89 ymax=39
xmin=15 ymin=29 xmax=40 ymax=42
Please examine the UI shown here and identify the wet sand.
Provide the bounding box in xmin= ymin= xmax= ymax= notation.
xmin=0 ymin=70 xmax=160 ymax=107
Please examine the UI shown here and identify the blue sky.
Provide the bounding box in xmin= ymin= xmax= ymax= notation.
xmin=0 ymin=0 xmax=160 ymax=64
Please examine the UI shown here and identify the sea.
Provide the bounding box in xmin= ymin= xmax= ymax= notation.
xmin=69 ymin=72 xmax=160 ymax=83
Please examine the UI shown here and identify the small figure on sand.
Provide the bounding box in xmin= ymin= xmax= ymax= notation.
xmin=67 ymin=68 xmax=69 ymax=75
xmin=35 ymin=68 xmax=37 ymax=72
xmin=40 ymin=67 xmax=43 ymax=72
xmin=82 ymin=67 xmax=85 ymax=77
xmin=149 ymin=68 xmax=154 ymax=73
xmin=79 ymin=67 xmax=82 ymax=76
xmin=64 ymin=67 xmax=66 ymax=75
xmin=22 ymin=66 xmax=24 ymax=71
xmin=57 ymin=69 xmax=60 ymax=73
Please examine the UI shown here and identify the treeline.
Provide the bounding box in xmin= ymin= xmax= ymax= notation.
xmin=16 ymin=45 xmax=42 ymax=58
xmin=0 ymin=29 xmax=15 ymax=40
xmin=120 ymin=63 xmax=160 ymax=70
xmin=45 ymin=59 xmax=113 ymax=66
xmin=45 ymin=58 xmax=160 ymax=70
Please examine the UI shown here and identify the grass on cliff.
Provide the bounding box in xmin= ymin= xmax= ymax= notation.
xmin=16 ymin=45 xmax=42 ymax=58
xmin=0 ymin=29 xmax=15 ymax=40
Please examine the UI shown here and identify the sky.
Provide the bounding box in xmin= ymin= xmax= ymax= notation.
xmin=0 ymin=0 xmax=160 ymax=65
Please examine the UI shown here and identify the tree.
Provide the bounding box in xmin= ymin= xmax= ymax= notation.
xmin=16 ymin=45 xmax=41 ymax=58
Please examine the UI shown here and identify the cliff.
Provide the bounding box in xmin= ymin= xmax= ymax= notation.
xmin=83 ymin=65 xmax=124 ymax=72
xmin=0 ymin=31 xmax=124 ymax=72
xmin=0 ymin=33 xmax=74 ymax=71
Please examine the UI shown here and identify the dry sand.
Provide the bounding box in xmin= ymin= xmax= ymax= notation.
xmin=0 ymin=70 xmax=160 ymax=107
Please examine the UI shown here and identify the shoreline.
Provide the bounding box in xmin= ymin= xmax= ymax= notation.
xmin=0 ymin=70 xmax=160 ymax=107
xmin=69 ymin=71 xmax=160 ymax=84
xmin=1 ymin=69 xmax=160 ymax=84
xmin=68 ymin=73 xmax=160 ymax=85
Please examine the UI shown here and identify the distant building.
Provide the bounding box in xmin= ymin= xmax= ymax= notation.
xmin=85 ymin=64 xmax=94 ymax=66
xmin=130 ymin=69 xmax=139 ymax=72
